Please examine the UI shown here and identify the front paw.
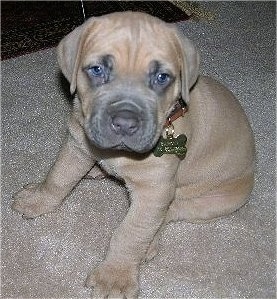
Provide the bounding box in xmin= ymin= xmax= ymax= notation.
xmin=86 ymin=262 xmax=139 ymax=299
xmin=12 ymin=183 xmax=62 ymax=218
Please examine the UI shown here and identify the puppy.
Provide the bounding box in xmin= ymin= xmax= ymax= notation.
xmin=13 ymin=11 xmax=255 ymax=298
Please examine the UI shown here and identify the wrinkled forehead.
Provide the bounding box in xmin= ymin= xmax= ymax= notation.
xmin=81 ymin=15 xmax=180 ymax=73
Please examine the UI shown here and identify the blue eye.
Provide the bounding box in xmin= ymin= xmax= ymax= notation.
xmin=156 ymin=73 xmax=170 ymax=85
xmin=89 ymin=65 xmax=104 ymax=77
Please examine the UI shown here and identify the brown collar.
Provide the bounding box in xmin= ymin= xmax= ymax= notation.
xmin=165 ymin=98 xmax=188 ymax=127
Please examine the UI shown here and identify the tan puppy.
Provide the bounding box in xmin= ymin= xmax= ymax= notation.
xmin=13 ymin=12 xmax=255 ymax=298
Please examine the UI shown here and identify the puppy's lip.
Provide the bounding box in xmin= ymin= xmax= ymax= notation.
xmin=112 ymin=142 xmax=132 ymax=151
xmin=109 ymin=142 xmax=153 ymax=154
xmin=112 ymin=142 xmax=148 ymax=153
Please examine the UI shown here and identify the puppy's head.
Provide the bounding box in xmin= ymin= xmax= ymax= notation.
xmin=57 ymin=12 xmax=199 ymax=153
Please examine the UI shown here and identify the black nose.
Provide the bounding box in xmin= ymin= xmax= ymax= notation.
xmin=111 ymin=110 xmax=139 ymax=136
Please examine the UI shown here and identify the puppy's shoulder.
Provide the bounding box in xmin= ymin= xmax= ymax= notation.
xmin=190 ymin=75 xmax=240 ymax=109
xmin=193 ymin=75 xmax=232 ymax=93
xmin=188 ymin=75 xmax=253 ymax=133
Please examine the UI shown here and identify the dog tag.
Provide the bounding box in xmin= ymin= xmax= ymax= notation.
xmin=153 ymin=123 xmax=187 ymax=159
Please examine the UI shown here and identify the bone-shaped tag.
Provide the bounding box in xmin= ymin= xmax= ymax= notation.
xmin=153 ymin=134 xmax=187 ymax=159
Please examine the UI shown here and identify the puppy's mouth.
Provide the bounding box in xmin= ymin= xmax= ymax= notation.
xmin=111 ymin=142 xmax=133 ymax=152
xmin=87 ymin=129 xmax=159 ymax=154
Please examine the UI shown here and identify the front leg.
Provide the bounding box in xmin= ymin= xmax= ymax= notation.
xmin=86 ymin=169 xmax=177 ymax=298
xmin=13 ymin=132 xmax=95 ymax=218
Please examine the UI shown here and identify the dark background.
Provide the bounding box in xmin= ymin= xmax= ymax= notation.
xmin=1 ymin=1 xmax=190 ymax=60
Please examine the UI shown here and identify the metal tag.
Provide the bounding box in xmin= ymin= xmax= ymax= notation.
xmin=153 ymin=133 xmax=187 ymax=158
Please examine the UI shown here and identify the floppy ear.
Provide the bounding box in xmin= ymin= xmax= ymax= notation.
xmin=175 ymin=31 xmax=200 ymax=103
xmin=57 ymin=20 xmax=93 ymax=94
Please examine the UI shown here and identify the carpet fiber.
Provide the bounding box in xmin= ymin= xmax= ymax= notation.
xmin=2 ymin=2 xmax=276 ymax=298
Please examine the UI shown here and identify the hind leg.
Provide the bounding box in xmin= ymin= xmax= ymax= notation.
xmin=144 ymin=174 xmax=253 ymax=261
xmin=167 ymin=174 xmax=254 ymax=223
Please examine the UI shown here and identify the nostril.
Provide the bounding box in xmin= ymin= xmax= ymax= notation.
xmin=111 ymin=111 xmax=139 ymax=136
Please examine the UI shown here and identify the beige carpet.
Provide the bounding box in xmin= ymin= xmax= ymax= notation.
xmin=1 ymin=2 xmax=276 ymax=298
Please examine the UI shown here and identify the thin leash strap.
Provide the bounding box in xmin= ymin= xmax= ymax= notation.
xmin=80 ymin=0 xmax=86 ymax=22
